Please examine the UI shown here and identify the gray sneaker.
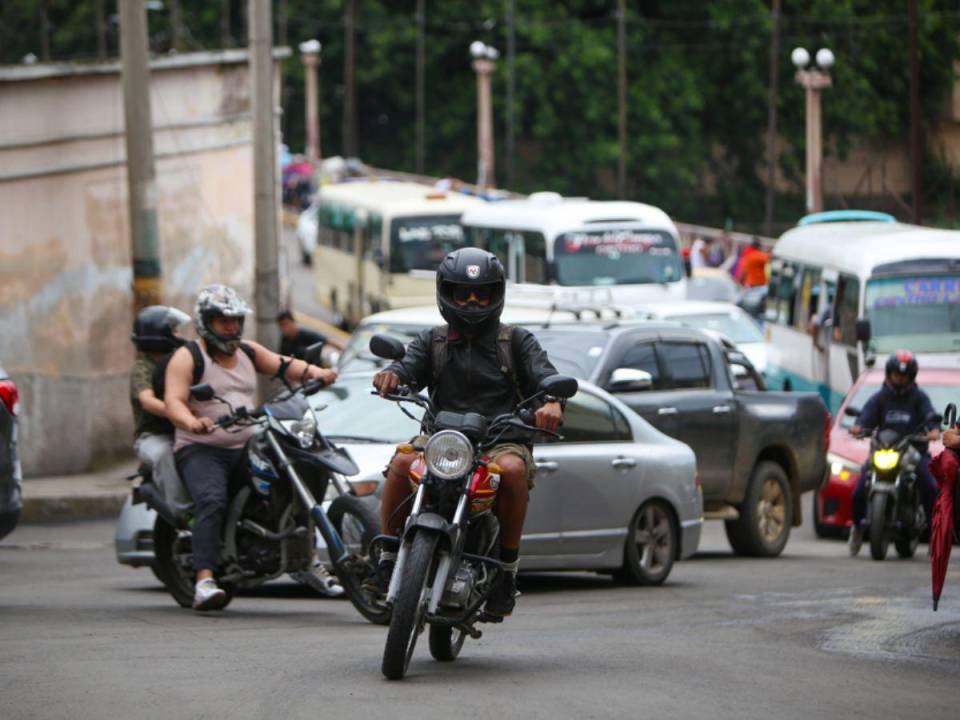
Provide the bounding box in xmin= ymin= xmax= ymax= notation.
xmin=293 ymin=561 xmax=345 ymax=597
xmin=848 ymin=525 xmax=863 ymax=557
xmin=193 ymin=578 xmax=228 ymax=611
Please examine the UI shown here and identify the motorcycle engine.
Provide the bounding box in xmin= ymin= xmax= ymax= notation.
xmin=237 ymin=533 xmax=282 ymax=574
xmin=441 ymin=564 xmax=478 ymax=608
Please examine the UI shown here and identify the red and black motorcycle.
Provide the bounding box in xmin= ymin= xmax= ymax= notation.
xmin=368 ymin=334 xmax=577 ymax=680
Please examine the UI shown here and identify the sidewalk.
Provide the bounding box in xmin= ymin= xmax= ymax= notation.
xmin=20 ymin=459 xmax=136 ymax=523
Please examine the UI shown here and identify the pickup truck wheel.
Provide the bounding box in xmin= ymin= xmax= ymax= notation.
xmin=725 ymin=462 xmax=792 ymax=557
xmin=613 ymin=500 xmax=676 ymax=586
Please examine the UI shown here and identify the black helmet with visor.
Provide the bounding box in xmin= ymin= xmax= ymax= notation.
xmin=436 ymin=247 xmax=506 ymax=333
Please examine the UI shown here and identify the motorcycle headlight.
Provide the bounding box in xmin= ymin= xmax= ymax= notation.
xmin=424 ymin=430 xmax=473 ymax=480
xmin=285 ymin=408 xmax=317 ymax=449
xmin=872 ymin=449 xmax=900 ymax=471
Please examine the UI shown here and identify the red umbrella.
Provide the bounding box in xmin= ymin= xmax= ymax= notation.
xmin=928 ymin=448 xmax=959 ymax=611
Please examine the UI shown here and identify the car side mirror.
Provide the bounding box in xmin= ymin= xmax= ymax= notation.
xmin=304 ymin=341 xmax=325 ymax=366
xmin=190 ymin=383 xmax=215 ymax=402
xmin=369 ymin=333 xmax=405 ymax=360
xmin=855 ymin=318 xmax=872 ymax=344
xmin=540 ymin=374 xmax=579 ymax=399
xmin=844 ymin=405 xmax=861 ymax=418
xmin=608 ymin=368 xmax=653 ymax=392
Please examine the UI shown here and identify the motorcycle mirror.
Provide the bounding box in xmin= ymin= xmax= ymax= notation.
xmin=369 ymin=334 xmax=406 ymax=361
xmin=540 ymin=374 xmax=579 ymax=399
xmin=843 ymin=405 xmax=860 ymax=418
xmin=190 ymin=383 xmax=215 ymax=402
xmin=304 ymin=341 xmax=325 ymax=366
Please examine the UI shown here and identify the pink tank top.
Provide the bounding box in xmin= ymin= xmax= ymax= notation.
xmin=174 ymin=342 xmax=258 ymax=452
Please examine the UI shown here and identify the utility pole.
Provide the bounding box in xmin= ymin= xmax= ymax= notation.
xmin=505 ymin=0 xmax=516 ymax=189
xmin=763 ymin=0 xmax=782 ymax=235
xmin=250 ymin=0 xmax=280 ymax=353
xmin=120 ymin=0 xmax=163 ymax=310
xmin=792 ymin=47 xmax=833 ymax=215
xmin=415 ymin=0 xmax=426 ymax=174
xmin=909 ymin=0 xmax=922 ymax=224
xmin=40 ymin=0 xmax=51 ymax=61
xmin=470 ymin=42 xmax=498 ymax=188
xmin=221 ymin=0 xmax=232 ymax=47
xmin=343 ymin=0 xmax=357 ymax=158
xmin=96 ymin=0 xmax=107 ymax=59
xmin=170 ymin=0 xmax=184 ymax=52
xmin=300 ymin=40 xmax=322 ymax=163
xmin=616 ymin=0 xmax=626 ymax=199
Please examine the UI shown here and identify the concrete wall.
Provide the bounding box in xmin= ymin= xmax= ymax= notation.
xmin=0 ymin=51 xmax=267 ymax=476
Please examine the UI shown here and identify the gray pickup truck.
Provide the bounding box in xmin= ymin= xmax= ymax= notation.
xmin=533 ymin=322 xmax=829 ymax=557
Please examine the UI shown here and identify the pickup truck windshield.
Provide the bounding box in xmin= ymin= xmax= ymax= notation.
xmin=864 ymin=274 xmax=960 ymax=354
xmin=530 ymin=329 xmax=608 ymax=379
xmin=553 ymin=229 xmax=683 ymax=286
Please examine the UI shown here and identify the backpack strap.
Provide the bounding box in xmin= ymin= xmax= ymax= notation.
xmin=239 ymin=341 xmax=257 ymax=365
xmin=186 ymin=340 xmax=205 ymax=386
xmin=496 ymin=324 xmax=523 ymax=402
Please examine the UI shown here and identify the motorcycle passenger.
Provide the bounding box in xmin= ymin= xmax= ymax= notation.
xmin=130 ymin=305 xmax=190 ymax=505
xmin=848 ymin=350 xmax=940 ymax=556
xmin=163 ymin=285 xmax=338 ymax=610
xmin=368 ymin=248 xmax=564 ymax=619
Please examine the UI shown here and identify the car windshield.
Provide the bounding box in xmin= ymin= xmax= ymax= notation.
xmin=309 ymin=377 xmax=423 ymax=442
xmin=553 ymin=229 xmax=683 ymax=286
xmin=665 ymin=312 xmax=763 ymax=344
xmin=840 ymin=381 xmax=958 ymax=429
xmin=337 ymin=322 xmax=430 ymax=373
xmin=389 ymin=215 xmax=468 ymax=273
xmin=864 ymin=274 xmax=960 ymax=354
xmin=528 ymin=328 xmax=608 ymax=379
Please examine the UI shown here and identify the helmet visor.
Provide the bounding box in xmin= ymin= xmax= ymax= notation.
xmin=450 ymin=283 xmax=494 ymax=306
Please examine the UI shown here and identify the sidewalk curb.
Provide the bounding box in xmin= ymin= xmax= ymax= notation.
xmin=20 ymin=460 xmax=136 ymax=523
xmin=21 ymin=494 xmax=127 ymax=523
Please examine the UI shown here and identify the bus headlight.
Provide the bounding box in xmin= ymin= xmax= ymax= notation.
xmin=424 ymin=431 xmax=473 ymax=480
xmin=872 ymin=449 xmax=900 ymax=471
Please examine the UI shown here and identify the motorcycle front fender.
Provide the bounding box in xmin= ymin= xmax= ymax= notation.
xmin=406 ymin=512 xmax=457 ymax=548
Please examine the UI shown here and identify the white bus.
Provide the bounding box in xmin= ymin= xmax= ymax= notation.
xmin=460 ymin=193 xmax=686 ymax=307
xmin=763 ymin=211 xmax=960 ymax=412
xmin=310 ymin=180 xmax=485 ymax=326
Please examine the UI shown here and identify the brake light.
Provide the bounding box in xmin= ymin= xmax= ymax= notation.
xmin=0 ymin=379 xmax=19 ymax=417
xmin=823 ymin=409 xmax=831 ymax=453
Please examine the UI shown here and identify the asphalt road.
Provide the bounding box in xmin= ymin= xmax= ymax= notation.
xmin=2 ymin=497 xmax=958 ymax=720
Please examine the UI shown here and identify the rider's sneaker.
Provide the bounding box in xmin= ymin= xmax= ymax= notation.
xmin=193 ymin=578 xmax=227 ymax=611
xmin=484 ymin=571 xmax=518 ymax=619
xmin=294 ymin=561 xmax=345 ymax=598
xmin=362 ymin=558 xmax=395 ymax=598
xmin=848 ymin=525 xmax=863 ymax=557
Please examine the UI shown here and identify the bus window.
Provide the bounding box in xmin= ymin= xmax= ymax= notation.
xmin=793 ymin=266 xmax=821 ymax=332
xmin=768 ymin=261 xmax=797 ymax=326
xmin=389 ymin=215 xmax=467 ymax=273
xmin=833 ymin=274 xmax=861 ymax=346
xmin=523 ymin=232 xmax=548 ymax=283
xmin=552 ymin=229 xmax=682 ymax=286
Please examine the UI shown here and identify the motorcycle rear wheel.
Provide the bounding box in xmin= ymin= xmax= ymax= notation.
xmin=869 ymin=493 xmax=891 ymax=561
xmin=153 ymin=518 xmax=235 ymax=609
xmin=328 ymin=495 xmax=391 ymax=625
xmin=428 ymin=624 xmax=467 ymax=662
xmin=382 ymin=533 xmax=438 ymax=680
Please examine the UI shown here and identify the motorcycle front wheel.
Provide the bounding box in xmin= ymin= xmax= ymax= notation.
xmin=382 ymin=533 xmax=439 ymax=680
xmin=428 ymin=624 xmax=467 ymax=662
xmin=327 ymin=495 xmax=391 ymax=625
xmin=869 ymin=493 xmax=891 ymax=561
xmin=153 ymin=518 xmax=235 ymax=609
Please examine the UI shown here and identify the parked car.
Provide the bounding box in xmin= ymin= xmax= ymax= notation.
xmin=812 ymin=365 xmax=956 ymax=538
xmin=528 ymin=322 xmax=829 ymax=557
xmin=0 ymin=365 xmax=21 ymax=541
xmin=117 ymin=372 xmax=702 ymax=584
xmin=631 ymin=300 xmax=772 ymax=377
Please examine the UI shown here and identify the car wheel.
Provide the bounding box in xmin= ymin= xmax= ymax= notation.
xmin=726 ymin=461 xmax=792 ymax=557
xmin=613 ymin=500 xmax=676 ymax=586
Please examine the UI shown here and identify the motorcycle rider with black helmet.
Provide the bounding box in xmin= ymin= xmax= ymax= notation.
xmin=848 ymin=350 xmax=940 ymax=556
xmin=130 ymin=305 xmax=190 ymax=506
xmin=368 ymin=248 xmax=564 ymax=619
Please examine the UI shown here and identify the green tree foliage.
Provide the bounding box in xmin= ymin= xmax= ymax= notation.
xmin=2 ymin=1 xmax=957 ymax=228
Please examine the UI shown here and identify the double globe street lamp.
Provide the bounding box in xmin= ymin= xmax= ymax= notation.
xmin=792 ymin=46 xmax=834 ymax=214
xmin=470 ymin=41 xmax=499 ymax=188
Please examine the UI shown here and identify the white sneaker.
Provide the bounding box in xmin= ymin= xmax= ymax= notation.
xmin=193 ymin=578 xmax=228 ymax=611
xmin=848 ymin=525 xmax=863 ymax=557
xmin=294 ymin=561 xmax=345 ymax=598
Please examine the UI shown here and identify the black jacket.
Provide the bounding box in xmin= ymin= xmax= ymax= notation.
xmin=387 ymin=323 xmax=558 ymax=429
xmin=280 ymin=328 xmax=327 ymax=360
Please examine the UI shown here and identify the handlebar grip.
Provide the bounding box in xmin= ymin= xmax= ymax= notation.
xmin=216 ymin=414 xmax=234 ymax=429
xmin=519 ymin=409 xmax=536 ymax=426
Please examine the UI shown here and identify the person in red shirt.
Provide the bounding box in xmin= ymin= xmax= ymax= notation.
xmin=737 ymin=237 xmax=770 ymax=287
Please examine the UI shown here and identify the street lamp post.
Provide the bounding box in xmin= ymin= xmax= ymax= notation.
xmin=300 ymin=39 xmax=322 ymax=164
xmin=470 ymin=41 xmax=499 ymax=188
xmin=792 ymin=47 xmax=834 ymax=214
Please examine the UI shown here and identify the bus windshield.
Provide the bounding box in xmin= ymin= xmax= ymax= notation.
xmin=864 ymin=274 xmax=960 ymax=354
xmin=553 ymin=229 xmax=682 ymax=286
xmin=389 ymin=215 xmax=467 ymax=273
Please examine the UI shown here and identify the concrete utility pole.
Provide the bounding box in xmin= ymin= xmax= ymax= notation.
xmin=300 ymin=39 xmax=322 ymax=163
xmin=170 ymin=0 xmax=185 ymax=52
xmin=616 ymin=0 xmax=627 ymax=199
xmin=120 ymin=0 xmax=163 ymax=310
xmin=909 ymin=0 xmax=922 ymax=225
xmin=763 ymin=0 xmax=782 ymax=235
xmin=792 ymin=47 xmax=833 ymax=215
xmin=470 ymin=41 xmax=499 ymax=188
xmin=250 ymin=0 xmax=280 ymax=353
xmin=220 ymin=0 xmax=232 ymax=47
xmin=343 ymin=0 xmax=357 ymax=157
xmin=415 ymin=0 xmax=426 ymax=174
xmin=96 ymin=0 xmax=107 ymax=59
xmin=505 ymin=0 xmax=516 ymax=189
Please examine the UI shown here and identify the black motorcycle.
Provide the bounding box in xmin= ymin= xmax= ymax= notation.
xmin=135 ymin=373 xmax=390 ymax=624
xmin=368 ymin=334 xmax=578 ymax=680
xmin=849 ymin=407 xmax=941 ymax=561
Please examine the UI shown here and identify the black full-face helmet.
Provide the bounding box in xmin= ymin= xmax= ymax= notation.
xmin=436 ymin=247 xmax=506 ymax=333
xmin=885 ymin=349 xmax=918 ymax=394
xmin=131 ymin=305 xmax=190 ymax=354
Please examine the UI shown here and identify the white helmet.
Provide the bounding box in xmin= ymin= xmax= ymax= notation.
xmin=193 ymin=284 xmax=251 ymax=355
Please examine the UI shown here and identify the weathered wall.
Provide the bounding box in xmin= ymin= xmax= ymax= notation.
xmin=0 ymin=51 xmax=262 ymax=476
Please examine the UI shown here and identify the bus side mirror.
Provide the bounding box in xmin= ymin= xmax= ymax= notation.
xmin=855 ymin=318 xmax=872 ymax=344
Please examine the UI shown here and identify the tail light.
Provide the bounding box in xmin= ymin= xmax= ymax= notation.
xmin=823 ymin=409 xmax=831 ymax=453
xmin=0 ymin=379 xmax=19 ymax=417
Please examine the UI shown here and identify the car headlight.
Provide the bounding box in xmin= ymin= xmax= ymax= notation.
xmin=286 ymin=409 xmax=317 ymax=449
xmin=424 ymin=431 xmax=473 ymax=480
xmin=872 ymin=449 xmax=900 ymax=471
xmin=826 ymin=452 xmax=859 ymax=483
